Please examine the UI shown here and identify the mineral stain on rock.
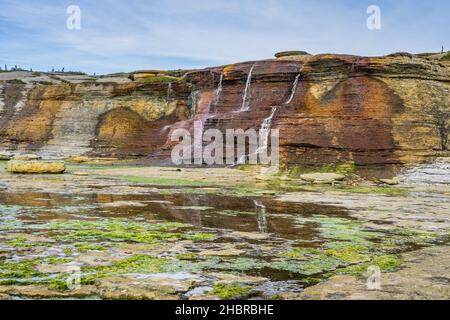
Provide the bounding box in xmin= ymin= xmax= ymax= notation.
xmin=0 ymin=53 xmax=448 ymax=164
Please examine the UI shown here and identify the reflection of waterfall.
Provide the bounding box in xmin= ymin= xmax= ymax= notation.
xmin=254 ymin=200 xmax=268 ymax=234
xmin=257 ymin=107 xmax=278 ymax=155
xmin=284 ymin=74 xmax=300 ymax=105
xmin=240 ymin=64 xmax=255 ymax=112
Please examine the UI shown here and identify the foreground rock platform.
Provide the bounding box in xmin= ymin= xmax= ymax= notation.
xmin=297 ymin=246 xmax=450 ymax=300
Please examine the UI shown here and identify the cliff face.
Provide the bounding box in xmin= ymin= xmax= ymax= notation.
xmin=0 ymin=53 xmax=449 ymax=166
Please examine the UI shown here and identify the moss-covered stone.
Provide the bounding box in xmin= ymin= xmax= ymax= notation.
xmin=212 ymin=283 xmax=253 ymax=299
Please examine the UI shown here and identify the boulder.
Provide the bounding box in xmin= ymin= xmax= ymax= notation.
xmin=13 ymin=154 xmax=41 ymax=161
xmin=275 ymin=50 xmax=310 ymax=58
xmin=6 ymin=160 xmax=65 ymax=174
xmin=300 ymin=173 xmax=345 ymax=184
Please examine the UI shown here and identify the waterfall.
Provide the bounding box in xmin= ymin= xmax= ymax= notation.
xmin=214 ymin=73 xmax=223 ymax=104
xmin=284 ymin=74 xmax=301 ymax=105
xmin=255 ymin=74 xmax=301 ymax=156
xmin=167 ymin=82 xmax=172 ymax=102
xmin=254 ymin=200 xmax=268 ymax=234
xmin=257 ymin=106 xmax=278 ymax=155
xmin=240 ymin=64 xmax=255 ymax=112
xmin=160 ymin=125 xmax=172 ymax=135
xmin=0 ymin=85 xmax=5 ymax=118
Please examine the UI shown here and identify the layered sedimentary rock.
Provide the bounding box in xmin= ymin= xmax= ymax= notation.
xmin=0 ymin=53 xmax=449 ymax=166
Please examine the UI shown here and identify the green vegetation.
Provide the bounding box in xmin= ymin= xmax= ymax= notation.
xmin=338 ymin=255 xmax=401 ymax=276
xmin=441 ymin=52 xmax=450 ymax=61
xmin=235 ymin=164 xmax=268 ymax=172
xmin=175 ymin=253 xmax=198 ymax=260
xmin=183 ymin=232 xmax=216 ymax=241
xmin=99 ymin=175 xmax=208 ymax=186
xmin=137 ymin=75 xmax=182 ymax=83
xmin=0 ymin=161 xmax=7 ymax=170
xmin=6 ymin=79 xmax=26 ymax=84
xmin=74 ymin=242 xmax=107 ymax=253
xmin=283 ymin=161 xmax=356 ymax=178
xmin=46 ymin=219 xmax=194 ymax=244
xmin=341 ymin=186 xmax=406 ymax=196
xmin=324 ymin=245 xmax=372 ymax=264
xmin=85 ymin=255 xmax=168 ymax=277
xmin=0 ymin=258 xmax=42 ymax=280
xmin=335 ymin=162 xmax=356 ymax=175
xmin=212 ymin=283 xmax=253 ymax=299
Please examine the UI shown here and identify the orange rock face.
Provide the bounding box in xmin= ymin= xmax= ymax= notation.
xmin=0 ymin=54 xmax=448 ymax=166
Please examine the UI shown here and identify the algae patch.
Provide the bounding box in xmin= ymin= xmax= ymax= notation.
xmin=212 ymin=283 xmax=253 ymax=299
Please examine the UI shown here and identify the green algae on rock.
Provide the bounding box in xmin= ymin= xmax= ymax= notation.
xmin=212 ymin=283 xmax=254 ymax=299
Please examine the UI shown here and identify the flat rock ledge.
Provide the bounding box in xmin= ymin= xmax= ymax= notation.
xmin=6 ymin=160 xmax=66 ymax=174
xmin=295 ymin=246 xmax=450 ymax=300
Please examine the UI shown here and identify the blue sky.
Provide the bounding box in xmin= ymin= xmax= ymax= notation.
xmin=0 ymin=0 xmax=449 ymax=74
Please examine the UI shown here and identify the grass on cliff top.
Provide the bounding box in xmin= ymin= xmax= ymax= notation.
xmin=136 ymin=75 xmax=183 ymax=83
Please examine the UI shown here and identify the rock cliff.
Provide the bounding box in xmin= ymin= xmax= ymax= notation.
xmin=0 ymin=52 xmax=449 ymax=166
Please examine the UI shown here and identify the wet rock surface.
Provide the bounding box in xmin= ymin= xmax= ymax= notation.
xmin=0 ymin=162 xmax=448 ymax=300
xmin=297 ymin=246 xmax=450 ymax=300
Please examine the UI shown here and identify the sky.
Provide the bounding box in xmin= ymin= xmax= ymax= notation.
xmin=0 ymin=0 xmax=449 ymax=74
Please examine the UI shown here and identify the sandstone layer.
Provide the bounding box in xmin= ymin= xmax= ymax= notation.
xmin=0 ymin=53 xmax=449 ymax=166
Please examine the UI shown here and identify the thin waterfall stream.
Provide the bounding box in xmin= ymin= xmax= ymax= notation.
xmin=240 ymin=64 xmax=255 ymax=112
xmin=257 ymin=74 xmax=301 ymax=156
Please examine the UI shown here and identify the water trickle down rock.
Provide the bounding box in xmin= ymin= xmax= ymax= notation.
xmin=257 ymin=74 xmax=302 ymax=157
xmin=284 ymin=74 xmax=301 ymax=106
xmin=0 ymin=84 xmax=5 ymax=118
xmin=0 ymin=54 xmax=448 ymax=166
xmin=167 ymin=82 xmax=172 ymax=105
xmin=257 ymin=107 xmax=278 ymax=156
xmin=215 ymin=73 xmax=224 ymax=105
xmin=240 ymin=64 xmax=255 ymax=112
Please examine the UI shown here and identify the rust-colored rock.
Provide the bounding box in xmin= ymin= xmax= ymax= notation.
xmin=0 ymin=53 xmax=448 ymax=166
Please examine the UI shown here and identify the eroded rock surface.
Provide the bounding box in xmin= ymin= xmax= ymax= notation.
xmin=297 ymin=246 xmax=450 ymax=300
xmin=0 ymin=54 xmax=448 ymax=166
